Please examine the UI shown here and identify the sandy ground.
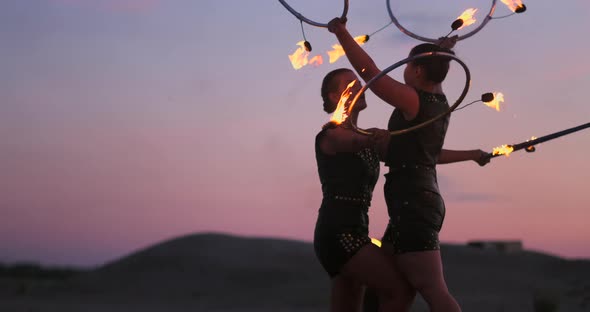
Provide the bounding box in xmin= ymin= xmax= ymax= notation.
xmin=1 ymin=233 xmax=589 ymax=311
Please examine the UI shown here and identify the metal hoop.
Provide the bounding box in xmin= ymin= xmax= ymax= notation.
xmin=278 ymin=0 xmax=349 ymax=28
xmin=386 ymin=0 xmax=497 ymax=43
xmin=349 ymin=52 xmax=471 ymax=136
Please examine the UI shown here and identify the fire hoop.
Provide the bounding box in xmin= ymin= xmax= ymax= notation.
xmin=349 ymin=52 xmax=471 ymax=136
xmin=386 ymin=0 xmax=497 ymax=43
xmin=278 ymin=0 xmax=349 ymax=28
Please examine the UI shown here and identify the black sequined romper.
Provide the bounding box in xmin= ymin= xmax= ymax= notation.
xmin=313 ymin=123 xmax=380 ymax=277
xmin=382 ymin=89 xmax=450 ymax=254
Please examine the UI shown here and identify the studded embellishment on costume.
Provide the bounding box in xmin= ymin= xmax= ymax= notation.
xmin=357 ymin=148 xmax=379 ymax=173
xmin=426 ymin=95 xmax=439 ymax=103
xmin=333 ymin=195 xmax=370 ymax=205
xmin=385 ymin=221 xmax=440 ymax=254
xmin=338 ymin=233 xmax=371 ymax=254
xmin=426 ymin=232 xmax=441 ymax=250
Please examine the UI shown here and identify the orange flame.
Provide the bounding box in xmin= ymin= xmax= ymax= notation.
xmin=492 ymin=144 xmax=514 ymax=157
xmin=309 ymin=55 xmax=324 ymax=67
xmin=288 ymin=41 xmax=324 ymax=70
xmin=330 ymin=80 xmax=357 ymax=124
xmin=484 ymin=92 xmax=505 ymax=111
xmin=327 ymin=35 xmax=369 ymax=64
xmin=456 ymin=8 xmax=478 ymax=29
xmin=288 ymin=41 xmax=310 ymax=70
xmin=501 ymin=0 xmax=524 ymax=12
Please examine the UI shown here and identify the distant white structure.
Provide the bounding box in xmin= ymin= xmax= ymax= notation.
xmin=467 ymin=240 xmax=523 ymax=253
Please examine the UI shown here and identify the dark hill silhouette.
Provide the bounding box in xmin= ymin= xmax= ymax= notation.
xmin=2 ymin=232 xmax=589 ymax=311
xmin=65 ymin=232 xmax=330 ymax=309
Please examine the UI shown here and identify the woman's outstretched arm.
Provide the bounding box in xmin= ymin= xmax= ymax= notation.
xmin=327 ymin=17 xmax=419 ymax=118
xmin=438 ymin=149 xmax=490 ymax=166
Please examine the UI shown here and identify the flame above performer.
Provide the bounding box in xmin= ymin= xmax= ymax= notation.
xmin=452 ymin=8 xmax=478 ymax=30
xmin=483 ymin=92 xmax=505 ymax=111
xmin=327 ymin=35 xmax=369 ymax=64
xmin=288 ymin=41 xmax=311 ymax=70
xmin=501 ymin=0 xmax=527 ymax=13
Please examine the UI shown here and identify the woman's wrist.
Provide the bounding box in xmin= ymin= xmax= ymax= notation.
xmin=470 ymin=149 xmax=481 ymax=161
xmin=472 ymin=150 xmax=483 ymax=162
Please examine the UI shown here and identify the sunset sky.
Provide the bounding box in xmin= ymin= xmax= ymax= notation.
xmin=2 ymin=0 xmax=589 ymax=267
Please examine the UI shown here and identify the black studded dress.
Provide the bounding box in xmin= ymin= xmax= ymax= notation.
xmin=313 ymin=123 xmax=380 ymax=277
xmin=382 ymin=89 xmax=450 ymax=254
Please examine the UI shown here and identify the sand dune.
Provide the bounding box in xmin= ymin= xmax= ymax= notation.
xmin=1 ymin=232 xmax=589 ymax=311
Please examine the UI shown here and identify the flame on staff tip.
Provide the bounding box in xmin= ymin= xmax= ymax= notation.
xmin=501 ymin=0 xmax=527 ymax=13
xmin=288 ymin=41 xmax=310 ymax=70
xmin=492 ymin=144 xmax=514 ymax=157
xmin=483 ymin=92 xmax=505 ymax=111
xmin=371 ymin=238 xmax=382 ymax=247
xmin=330 ymin=80 xmax=357 ymax=124
xmin=327 ymin=36 xmax=369 ymax=64
xmin=452 ymin=8 xmax=478 ymax=30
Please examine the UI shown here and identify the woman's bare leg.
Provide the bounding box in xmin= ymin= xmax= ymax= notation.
xmin=396 ymin=250 xmax=461 ymax=312
xmin=331 ymin=275 xmax=365 ymax=312
xmin=361 ymin=243 xmax=417 ymax=312
xmin=381 ymin=242 xmax=417 ymax=309
xmin=339 ymin=244 xmax=415 ymax=311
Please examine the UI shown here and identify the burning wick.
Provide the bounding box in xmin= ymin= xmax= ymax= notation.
xmin=481 ymin=93 xmax=495 ymax=103
xmin=483 ymin=92 xmax=505 ymax=111
xmin=451 ymin=19 xmax=464 ymax=31
xmin=455 ymin=92 xmax=504 ymax=112
xmin=330 ymin=80 xmax=358 ymax=125
xmin=452 ymin=8 xmax=478 ymax=31
xmin=445 ymin=8 xmax=478 ymax=37
xmin=288 ymin=41 xmax=309 ymax=70
xmin=515 ymin=5 xmax=526 ymax=13
xmin=327 ymin=35 xmax=369 ymax=64
xmin=358 ymin=35 xmax=369 ymax=44
xmin=492 ymin=145 xmax=515 ymax=157
xmin=494 ymin=1 xmax=527 ymax=19
xmin=501 ymin=0 xmax=527 ymax=13
xmin=288 ymin=41 xmax=324 ymax=69
xmin=288 ymin=41 xmax=312 ymax=69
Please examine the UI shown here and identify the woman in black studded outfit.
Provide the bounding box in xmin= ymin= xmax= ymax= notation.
xmin=328 ymin=18 xmax=489 ymax=312
xmin=314 ymin=68 xmax=414 ymax=312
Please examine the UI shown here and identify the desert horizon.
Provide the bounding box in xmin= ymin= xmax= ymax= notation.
xmin=1 ymin=232 xmax=589 ymax=311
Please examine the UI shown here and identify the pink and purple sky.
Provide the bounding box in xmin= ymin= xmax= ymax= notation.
xmin=1 ymin=0 xmax=589 ymax=267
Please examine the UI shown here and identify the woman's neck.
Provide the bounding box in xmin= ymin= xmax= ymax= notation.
xmin=414 ymin=81 xmax=443 ymax=94
xmin=341 ymin=112 xmax=359 ymax=128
